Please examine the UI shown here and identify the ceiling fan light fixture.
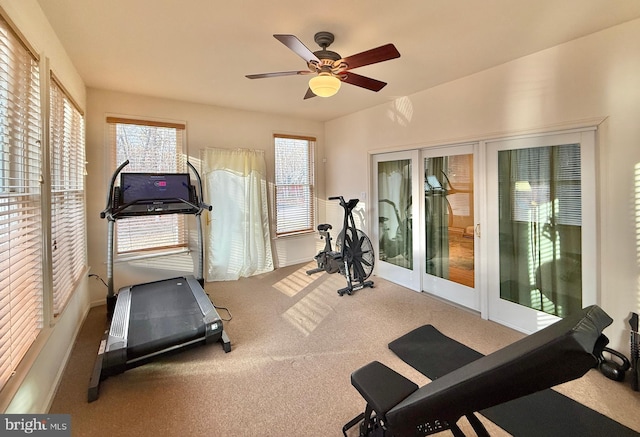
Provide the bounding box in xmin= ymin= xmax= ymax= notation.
xmin=309 ymin=73 xmax=341 ymax=97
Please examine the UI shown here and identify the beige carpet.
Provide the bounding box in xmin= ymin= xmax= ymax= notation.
xmin=50 ymin=262 xmax=640 ymax=436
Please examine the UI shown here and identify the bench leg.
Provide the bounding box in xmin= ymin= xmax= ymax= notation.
xmin=343 ymin=404 xmax=385 ymax=437
xmin=342 ymin=412 xmax=364 ymax=437
xmin=465 ymin=413 xmax=489 ymax=437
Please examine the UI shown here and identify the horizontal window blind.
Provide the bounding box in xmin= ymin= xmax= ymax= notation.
xmin=50 ymin=77 xmax=86 ymax=315
xmin=506 ymin=144 xmax=582 ymax=226
xmin=274 ymin=135 xmax=315 ymax=236
xmin=107 ymin=120 xmax=186 ymax=253
xmin=0 ymin=12 xmax=43 ymax=391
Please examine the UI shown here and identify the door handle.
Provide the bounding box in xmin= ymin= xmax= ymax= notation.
xmin=475 ymin=223 xmax=481 ymax=238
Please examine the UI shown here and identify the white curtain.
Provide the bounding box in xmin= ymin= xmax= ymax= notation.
xmin=203 ymin=148 xmax=274 ymax=281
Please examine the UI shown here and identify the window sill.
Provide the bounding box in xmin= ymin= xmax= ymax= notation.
xmin=114 ymin=247 xmax=189 ymax=263
xmin=274 ymin=230 xmax=315 ymax=239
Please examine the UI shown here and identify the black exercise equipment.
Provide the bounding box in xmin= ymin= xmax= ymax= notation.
xmin=597 ymin=345 xmax=631 ymax=382
xmin=88 ymin=160 xmax=230 ymax=403
xmin=306 ymin=196 xmax=374 ymax=296
xmin=629 ymin=312 xmax=639 ymax=390
xmin=344 ymin=305 xmax=613 ymax=436
xmin=378 ymin=198 xmax=412 ymax=263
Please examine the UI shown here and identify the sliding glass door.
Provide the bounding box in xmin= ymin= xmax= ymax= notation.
xmin=372 ymin=151 xmax=421 ymax=290
xmin=422 ymin=144 xmax=479 ymax=310
xmin=486 ymin=130 xmax=596 ymax=333
xmin=371 ymin=129 xmax=597 ymax=331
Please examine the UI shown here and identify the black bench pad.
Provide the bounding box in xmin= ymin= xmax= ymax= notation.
xmin=351 ymin=361 xmax=418 ymax=415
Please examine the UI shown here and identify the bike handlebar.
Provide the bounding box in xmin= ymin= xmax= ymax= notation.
xmin=329 ymin=196 xmax=360 ymax=212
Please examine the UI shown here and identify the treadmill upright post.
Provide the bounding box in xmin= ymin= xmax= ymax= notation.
xmin=106 ymin=218 xmax=116 ymax=319
xmin=102 ymin=160 xmax=129 ymax=320
xmin=187 ymin=160 xmax=211 ymax=285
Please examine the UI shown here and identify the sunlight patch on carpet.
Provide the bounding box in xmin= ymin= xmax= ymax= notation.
xmin=272 ymin=262 xmax=320 ymax=297
xmin=281 ymin=280 xmax=337 ymax=335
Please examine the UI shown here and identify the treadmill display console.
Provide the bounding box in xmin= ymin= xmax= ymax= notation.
xmin=121 ymin=173 xmax=191 ymax=204
xmin=114 ymin=173 xmax=197 ymax=216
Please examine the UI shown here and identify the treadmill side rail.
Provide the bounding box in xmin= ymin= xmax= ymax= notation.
xmin=88 ymin=330 xmax=108 ymax=403
xmin=103 ymin=287 xmax=132 ymax=376
xmin=186 ymin=275 xmax=231 ymax=353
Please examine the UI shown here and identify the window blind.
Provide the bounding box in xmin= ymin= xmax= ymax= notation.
xmin=274 ymin=135 xmax=315 ymax=236
xmin=50 ymin=77 xmax=86 ymax=315
xmin=507 ymin=144 xmax=582 ymax=226
xmin=107 ymin=120 xmax=186 ymax=254
xmin=0 ymin=13 xmax=43 ymax=391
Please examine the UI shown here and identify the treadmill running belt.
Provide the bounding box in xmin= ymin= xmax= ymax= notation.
xmin=127 ymin=278 xmax=205 ymax=359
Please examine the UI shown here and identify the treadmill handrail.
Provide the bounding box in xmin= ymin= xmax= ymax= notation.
xmin=187 ymin=161 xmax=212 ymax=212
xmin=101 ymin=160 xmax=130 ymax=219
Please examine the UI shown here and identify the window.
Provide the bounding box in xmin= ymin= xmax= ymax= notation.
xmin=50 ymin=76 xmax=86 ymax=315
xmin=273 ymin=135 xmax=315 ymax=236
xmin=107 ymin=118 xmax=186 ymax=254
xmin=0 ymin=13 xmax=43 ymax=391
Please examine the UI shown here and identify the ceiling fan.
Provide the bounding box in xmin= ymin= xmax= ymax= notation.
xmin=246 ymin=32 xmax=400 ymax=99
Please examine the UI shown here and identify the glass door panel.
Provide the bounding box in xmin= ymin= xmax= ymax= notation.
xmin=498 ymin=144 xmax=583 ymax=316
xmin=422 ymin=145 xmax=478 ymax=310
xmin=373 ymin=151 xmax=421 ymax=291
xmin=487 ymin=131 xmax=597 ymax=333
xmin=425 ymin=154 xmax=475 ymax=287
xmin=378 ymin=159 xmax=413 ymax=270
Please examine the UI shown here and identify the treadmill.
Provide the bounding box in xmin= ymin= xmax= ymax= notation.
xmin=88 ymin=160 xmax=231 ymax=402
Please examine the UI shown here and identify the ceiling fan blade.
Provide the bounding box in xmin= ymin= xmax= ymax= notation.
xmin=339 ymin=43 xmax=400 ymax=70
xmin=341 ymin=72 xmax=387 ymax=92
xmin=274 ymin=34 xmax=320 ymax=65
xmin=246 ymin=71 xmax=313 ymax=79
xmin=303 ymin=88 xmax=316 ymax=100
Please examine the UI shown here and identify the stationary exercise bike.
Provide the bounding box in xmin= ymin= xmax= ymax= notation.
xmin=306 ymin=196 xmax=375 ymax=296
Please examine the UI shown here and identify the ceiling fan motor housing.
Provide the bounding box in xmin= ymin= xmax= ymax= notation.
xmin=309 ymin=31 xmax=342 ymax=73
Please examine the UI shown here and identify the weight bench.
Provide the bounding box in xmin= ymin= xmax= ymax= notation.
xmin=344 ymin=305 xmax=612 ymax=436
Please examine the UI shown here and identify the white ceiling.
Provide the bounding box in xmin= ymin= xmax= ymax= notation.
xmin=37 ymin=0 xmax=640 ymax=122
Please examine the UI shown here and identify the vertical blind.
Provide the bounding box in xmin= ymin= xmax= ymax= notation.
xmin=50 ymin=77 xmax=86 ymax=315
xmin=274 ymin=135 xmax=315 ymax=236
xmin=0 ymin=13 xmax=44 ymax=391
xmin=107 ymin=119 xmax=186 ymax=253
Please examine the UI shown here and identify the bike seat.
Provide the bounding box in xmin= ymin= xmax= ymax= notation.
xmin=317 ymin=224 xmax=332 ymax=231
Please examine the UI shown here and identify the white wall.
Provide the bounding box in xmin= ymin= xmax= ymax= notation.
xmin=325 ymin=18 xmax=640 ymax=351
xmin=85 ymin=89 xmax=325 ymax=304
xmin=0 ymin=0 xmax=90 ymax=413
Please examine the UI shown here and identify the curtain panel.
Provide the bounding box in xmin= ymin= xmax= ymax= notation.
xmin=203 ymin=148 xmax=274 ymax=281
